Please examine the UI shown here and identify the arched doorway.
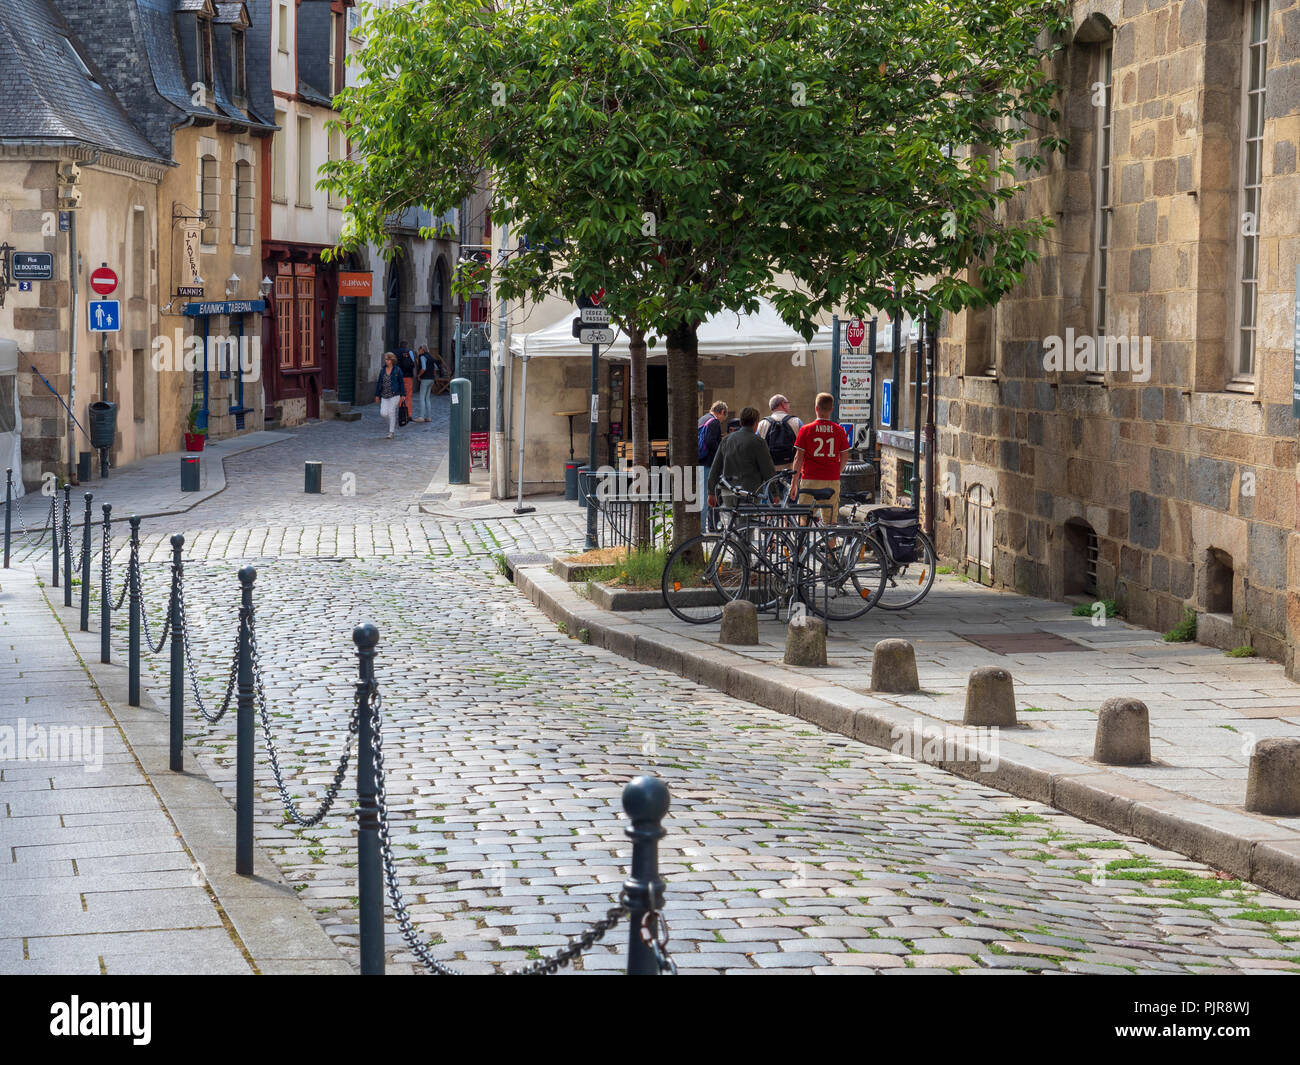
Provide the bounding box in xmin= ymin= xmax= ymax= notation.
xmin=384 ymin=263 xmax=401 ymax=355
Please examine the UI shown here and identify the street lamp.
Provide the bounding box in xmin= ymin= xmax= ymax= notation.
xmin=259 ymin=276 xmax=273 ymax=298
xmin=225 ymin=273 xmax=240 ymax=298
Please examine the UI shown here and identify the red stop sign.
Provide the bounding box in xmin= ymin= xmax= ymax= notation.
xmin=90 ymin=266 xmax=118 ymax=296
xmin=846 ymin=318 xmax=866 ymax=348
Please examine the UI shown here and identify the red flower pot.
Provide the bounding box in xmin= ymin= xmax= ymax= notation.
xmin=184 ymin=432 xmax=206 ymax=452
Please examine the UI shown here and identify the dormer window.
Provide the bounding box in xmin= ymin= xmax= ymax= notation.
xmin=197 ymin=16 xmax=214 ymax=92
xmin=232 ymin=26 xmax=247 ymax=102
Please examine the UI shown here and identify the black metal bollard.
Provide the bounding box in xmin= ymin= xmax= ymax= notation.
xmin=622 ymin=775 xmax=670 ymax=975
xmin=353 ymin=623 xmax=384 ymax=976
xmin=235 ymin=566 xmax=256 ymax=876
xmin=100 ymin=504 xmax=111 ymax=664
xmin=127 ymin=516 xmax=141 ymax=707
xmin=51 ymin=490 xmax=59 ymax=588
xmin=79 ymin=494 xmax=92 ymax=631
xmin=169 ymin=535 xmax=184 ymax=772
xmin=4 ymin=468 xmax=11 ymax=569
xmin=62 ymin=484 xmax=72 ymax=607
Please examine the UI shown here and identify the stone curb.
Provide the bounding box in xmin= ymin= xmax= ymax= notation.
xmin=514 ymin=564 xmax=1300 ymax=899
xmin=41 ymin=580 xmax=353 ymax=975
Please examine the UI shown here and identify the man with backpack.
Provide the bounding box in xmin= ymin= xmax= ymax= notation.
xmin=395 ymin=342 xmax=417 ymax=424
xmin=756 ymin=394 xmax=803 ymax=472
xmin=697 ymin=400 xmax=728 ymax=531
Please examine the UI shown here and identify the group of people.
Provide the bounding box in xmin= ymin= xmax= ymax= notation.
xmin=373 ymin=341 xmax=449 ymax=439
xmin=699 ymin=391 xmax=852 ymax=526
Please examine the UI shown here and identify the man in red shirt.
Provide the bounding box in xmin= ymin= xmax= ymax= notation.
xmin=787 ymin=392 xmax=849 ymax=523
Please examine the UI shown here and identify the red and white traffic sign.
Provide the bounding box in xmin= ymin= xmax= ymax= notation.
xmin=846 ymin=318 xmax=866 ymax=348
xmin=89 ymin=265 xmax=118 ymax=296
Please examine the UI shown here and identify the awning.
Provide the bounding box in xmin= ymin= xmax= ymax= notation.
xmin=508 ymin=296 xmax=835 ymax=358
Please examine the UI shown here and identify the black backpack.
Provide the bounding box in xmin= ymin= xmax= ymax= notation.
xmin=764 ymin=416 xmax=797 ymax=464
xmin=397 ymin=351 xmax=416 ymax=376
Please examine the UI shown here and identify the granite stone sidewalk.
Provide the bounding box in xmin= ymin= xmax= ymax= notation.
xmin=515 ymin=563 xmax=1300 ymax=897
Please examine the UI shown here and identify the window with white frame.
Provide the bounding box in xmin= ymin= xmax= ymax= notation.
xmin=200 ymin=155 xmax=219 ymax=245
xmin=328 ymin=126 xmax=342 ymax=209
xmin=1236 ymin=0 xmax=1269 ymax=381
xmin=235 ymin=161 xmax=254 ymax=246
xmin=277 ymin=2 xmax=290 ymax=54
xmin=272 ymin=109 xmax=287 ymax=201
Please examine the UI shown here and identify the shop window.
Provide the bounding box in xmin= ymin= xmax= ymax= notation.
xmin=296 ymin=275 xmax=316 ymax=366
xmin=276 ymin=276 xmax=294 ymax=368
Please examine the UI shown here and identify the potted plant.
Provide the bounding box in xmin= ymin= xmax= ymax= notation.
xmin=184 ymin=401 xmax=207 ymax=452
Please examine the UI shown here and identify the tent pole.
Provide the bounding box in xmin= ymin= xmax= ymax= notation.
xmin=513 ymin=353 xmax=534 ymax=514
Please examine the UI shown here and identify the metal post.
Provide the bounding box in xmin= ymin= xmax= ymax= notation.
xmin=585 ymin=342 xmax=599 ymax=549
xmin=924 ymin=310 xmax=938 ymax=537
xmin=99 ymin=334 xmax=109 ymax=479
xmin=79 ymin=494 xmax=92 ymax=631
xmin=911 ymin=315 xmax=924 ymax=508
xmin=62 ymin=484 xmax=72 ymax=607
xmin=622 ymin=774 xmax=670 ymax=975
xmin=3 ymin=468 xmax=11 ymax=568
xmin=891 ymin=316 xmax=902 ymax=430
xmin=353 ymin=622 xmax=384 ymax=976
xmin=127 ymin=515 xmax=141 ymax=707
xmin=169 ymin=534 xmax=184 ymax=772
xmin=236 ymin=566 xmax=256 ymax=876
xmin=448 ymin=377 xmax=470 ymax=484
xmin=51 ymin=489 xmax=59 ymax=588
xmin=100 ymin=504 xmax=111 ymax=664
xmin=867 ymin=318 xmax=880 ymax=484
xmin=830 ymin=314 xmax=841 ymax=419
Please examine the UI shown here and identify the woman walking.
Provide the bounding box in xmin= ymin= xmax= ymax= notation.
xmin=374 ymin=351 xmax=405 ymax=439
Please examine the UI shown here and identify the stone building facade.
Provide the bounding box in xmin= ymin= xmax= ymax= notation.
xmin=935 ymin=0 xmax=1300 ymax=672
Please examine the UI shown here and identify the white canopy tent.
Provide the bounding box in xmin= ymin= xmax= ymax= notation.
xmin=506 ymin=298 xmax=835 ymax=507
xmin=0 ymin=339 xmax=23 ymax=498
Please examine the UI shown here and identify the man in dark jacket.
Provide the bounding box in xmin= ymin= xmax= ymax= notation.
xmin=697 ymin=400 xmax=728 ymax=531
xmin=708 ymin=406 xmax=776 ymax=511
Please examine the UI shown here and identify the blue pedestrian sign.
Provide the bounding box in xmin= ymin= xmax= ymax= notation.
xmin=881 ymin=380 xmax=893 ymax=428
xmin=89 ymin=299 xmax=120 ymax=332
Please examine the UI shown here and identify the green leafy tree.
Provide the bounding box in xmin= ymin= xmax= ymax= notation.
xmin=325 ymin=0 xmax=1069 ymax=545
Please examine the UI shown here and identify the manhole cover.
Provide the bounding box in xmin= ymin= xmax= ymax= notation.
xmin=959 ymin=630 xmax=1089 ymax=654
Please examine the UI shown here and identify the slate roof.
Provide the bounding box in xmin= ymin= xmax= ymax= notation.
xmin=0 ymin=0 xmax=165 ymax=161
xmin=55 ymin=0 xmax=275 ymax=158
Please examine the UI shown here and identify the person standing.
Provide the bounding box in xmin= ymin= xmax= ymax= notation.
xmin=787 ymin=392 xmax=849 ymax=522
xmin=697 ymin=400 xmax=728 ymax=531
xmin=374 ymin=352 xmax=405 ymax=439
xmin=414 ymin=342 xmax=436 ymax=422
xmin=395 ymin=342 xmax=416 ymax=420
xmin=707 ymin=406 xmax=776 ymax=511
xmin=756 ymin=393 xmax=803 ymax=472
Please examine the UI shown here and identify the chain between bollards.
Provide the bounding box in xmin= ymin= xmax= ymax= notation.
xmin=127 ymin=516 xmax=141 ymax=707
xmin=79 ymin=494 xmax=92 ymax=631
xmin=4 ymin=468 xmax=12 ymax=569
xmin=235 ymin=566 xmax=256 ymax=876
xmin=622 ymin=775 xmax=670 ymax=975
xmin=100 ymin=504 xmax=111 ymax=664
xmin=353 ymin=623 xmax=384 ymax=976
xmin=169 ymin=535 xmax=185 ymax=772
xmin=62 ymin=485 xmax=72 ymax=607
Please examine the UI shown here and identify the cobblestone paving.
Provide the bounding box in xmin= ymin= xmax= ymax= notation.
xmin=31 ymin=405 xmax=1300 ymax=974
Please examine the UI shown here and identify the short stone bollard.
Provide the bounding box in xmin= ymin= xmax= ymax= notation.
xmin=871 ymin=638 xmax=919 ymax=692
xmin=1093 ymin=697 xmax=1151 ymax=765
xmin=720 ymin=599 xmax=758 ymax=645
xmin=784 ymin=614 xmax=827 ymax=666
xmin=1245 ymin=737 xmax=1300 ymax=816
xmin=964 ymin=666 xmax=1017 ymax=727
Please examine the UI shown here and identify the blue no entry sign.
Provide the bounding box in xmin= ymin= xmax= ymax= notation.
xmin=89 ymin=299 xmax=120 ymax=332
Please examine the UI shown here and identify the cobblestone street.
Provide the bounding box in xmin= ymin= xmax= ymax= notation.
xmin=91 ymin=408 xmax=1300 ymax=974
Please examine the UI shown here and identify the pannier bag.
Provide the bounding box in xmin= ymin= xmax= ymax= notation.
xmin=874 ymin=507 xmax=919 ymax=564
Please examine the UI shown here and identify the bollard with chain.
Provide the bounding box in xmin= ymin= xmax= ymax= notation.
xmin=127 ymin=516 xmax=141 ymax=707
xmin=353 ymin=622 xmax=384 ymax=976
xmin=236 ymin=566 xmax=256 ymax=876
xmin=622 ymin=775 xmax=670 ymax=975
xmin=79 ymin=494 xmax=92 ymax=631
xmin=4 ymin=468 xmax=11 ymax=568
xmin=169 ymin=535 xmax=184 ymax=772
xmin=51 ymin=488 xmax=60 ymax=588
xmin=62 ymin=484 xmax=72 ymax=607
xmin=100 ymin=504 xmax=111 ymax=664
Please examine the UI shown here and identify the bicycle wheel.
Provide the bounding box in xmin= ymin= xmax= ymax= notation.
xmin=875 ymin=529 xmax=938 ymax=611
xmin=798 ymin=531 xmax=887 ymax=621
xmin=661 ymin=534 xmax=750 ymax=624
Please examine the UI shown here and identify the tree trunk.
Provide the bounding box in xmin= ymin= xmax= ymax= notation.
xmin=627 ymin=324 xmax=652 ymax=549
xmin=665 ymin=318 xmax=701 ymax=549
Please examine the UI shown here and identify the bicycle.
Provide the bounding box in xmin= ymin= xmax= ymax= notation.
xmin=839 ymin=494 xmax=938 ymax=611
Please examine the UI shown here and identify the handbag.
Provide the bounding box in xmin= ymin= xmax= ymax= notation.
xmin=397 ymin=399 xmax=411 ymax=427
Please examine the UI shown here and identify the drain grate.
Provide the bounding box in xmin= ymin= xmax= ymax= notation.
xmin=958 ymin=630 xmax=1089 ymax=654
